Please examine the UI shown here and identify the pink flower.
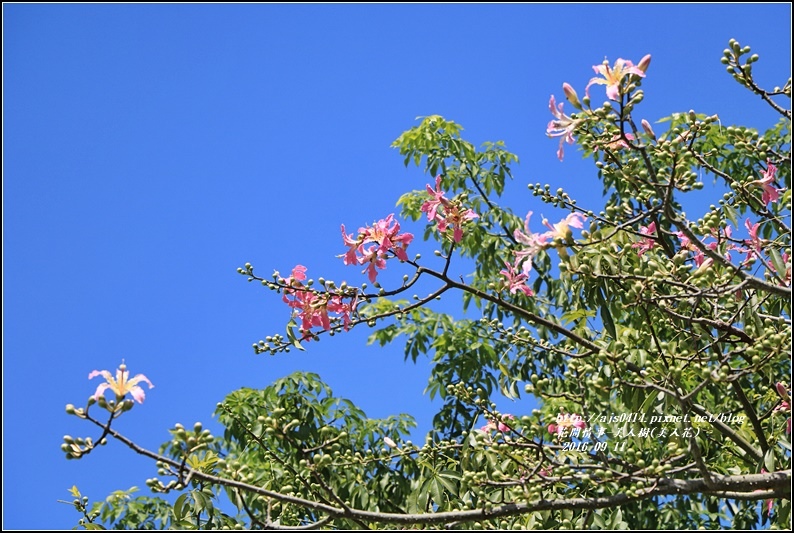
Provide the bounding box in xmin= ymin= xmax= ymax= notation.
xmin=542 ymin=212 xmax=587 ymax=242
xmin=327 ymin=293 xmax=358 ymax=331
xmin=421 ymin=176 xmax=450 ymax=222
xmin=749 ymin=160 xmax=782 ymax=206
xmin=436 ymin=204 xmax=478 ymax=243
xmin=547 ymin=94 xmax=577 ymax=161
xmin=280 ymin=266 xmax=359 ymax=336
xmin=284 ymin=287 xmax=331 ymax=332
xmin=513 ymin=211 xmax=549 ymax=276
xmin=675 ymin=230 xmax=706 ymax=266
xmin=340 ymin=225 xmax=363 ymax=266
xmin=359 ymin=244 xmax=389 ymax=283
xmin=500 ymin=259 xmax=534 ymax=297
xmin=481 ymin=414 xmax=515 ymax=433
xmin=547 ymin=412 xmax=586 ymax=436
xmin=339 ymin=214 xmax=413 ymax=281
xmin=420 ymin=178 xmax=478 ymax=243
xmin=89 ymin=363 xmax=154 ymax=404
xmin=290 ymin=265 xmax=307 ymax=281
xmin=741 ymin=218 xmax=764 ymax=266
xmin=632 ymin=222 xmax=657 ymax=256
xmin=586 ymin=57 xmax=646 ymax=101
xmin=366 ymin=214 xmax=413 ymax=259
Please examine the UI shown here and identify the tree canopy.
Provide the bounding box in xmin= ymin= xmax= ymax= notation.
xmin=63 ymin=39 xmax=791 ymax=530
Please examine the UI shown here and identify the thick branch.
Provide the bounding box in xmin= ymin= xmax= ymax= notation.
xmin=87 ymin=415 xmax=789 ymax=527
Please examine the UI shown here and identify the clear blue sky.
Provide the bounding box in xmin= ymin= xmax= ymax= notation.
xmin=3 ymin=3 xmax=791 ymax=529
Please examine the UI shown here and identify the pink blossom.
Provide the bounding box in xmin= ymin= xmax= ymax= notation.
xmin=481 ymin=414 xmax=515 ymax=433
xmin=547 ymin=412 xmax=586 ymax=436
xmin=632 ymin=222 xmax=657 ymax=256
xmin=280 ymin=266 xmax=359 ymax=336
xmin=741 ymin=218 xmax=764 ymax=266
xmin=339 ymin=215 xmax=413 ymax=281
xmin=706 ymin=228 xmax=734 ymax=263
xmin=359 ymin=244 xmax=389 ymax=283
xmin=327 ymin=293 xmax=358 ymax=331
xmin=547 ymin=94 xmax=577 ymax=161
xmin=89 ymin=363 xmax=154 ymax=404
xmin=290 ymin=265 xmax=307 ymax=281
xmin=586 ymin=57 xmax=646 ymax=101
xmin=284 ymin=287 xmax=331 ymax=332
xmin=340 ymin=225 xmax=363 ymax=266
xmin=675 ymin=230 xmax=706 ymax=266
xmin=420 ymin=176 xmax=450 ymax=222
xmin=513 ymin=211 xmax=549 ymax=276
xmin=365 ymin=214 xmax=413 ymax=261
xmin=542 ymin=212 xmax=587 ymax=242
xmin=420 ymin=178 xmax=478 ymax=242
xmin=436 ymin=203 xmax=479 ymax=243
xmin=500 ymin=259 xmax=534 ymax=297
xmin=749 ymin=160 xmax=782 ymax=206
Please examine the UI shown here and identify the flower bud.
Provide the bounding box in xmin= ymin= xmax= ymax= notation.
xmin=776 ymin=382 xmax=790 ymax=402
xmin=637 ymin=54 xmax=652 ymax=73
xmin=383 ymin=436 xmax=397 ymax=449
xmin=641 ymin=119 xmax=656 ymax=140
xmin=562 ymin=83 xmax=582 ymax=110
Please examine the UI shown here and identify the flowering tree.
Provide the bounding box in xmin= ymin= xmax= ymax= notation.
xmin=64 ymin=39 xmax=790 ymax=530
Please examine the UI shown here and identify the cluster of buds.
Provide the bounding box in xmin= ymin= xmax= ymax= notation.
xmin=61 ymin=434 xmax=105 ymax=459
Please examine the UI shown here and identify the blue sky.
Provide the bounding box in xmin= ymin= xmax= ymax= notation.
xmin=3 ymin=3 xmax=791 ymax=529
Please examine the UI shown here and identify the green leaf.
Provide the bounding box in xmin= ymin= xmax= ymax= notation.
xmin=597 ymin=288 xmax=617 ymax=340
xmin=173 ymin=493 xmax=189 ymax=521
xmin=764 ymin=448 xmax=776 ymax=473
xmin=430 ymin=478 xmax=444 ymax=507
xmin=723 ymin=203 xmax=739 ymax=228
